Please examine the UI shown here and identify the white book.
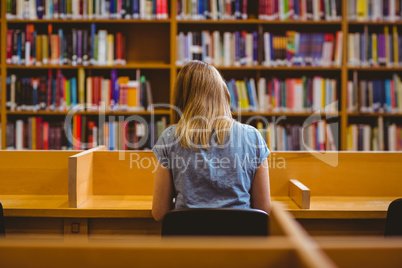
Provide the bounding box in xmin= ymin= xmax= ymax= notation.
xmin=176 ymin=35 xmax=182 ymax=65
xmin=279 ymin=0 xmax=285 ymax=20
xmin=249 ymin=78 xmax=258 ymax=111
xmin=258 ymin=78 xmax=267 ymax=112
xmin=16 ymin=120 xmax=24 ymax=150
xmin=313 ymin=77 xmax=322 ymax=111
xmin=29 ymin=0 xmax=37 ymax=19
xmin=72 ymin=0 xmax=79 ymax=19
xmin=218 ymin=0 xmax=225 ymax=19
xmin=93 ymin=126 xmax=98 ymax=147
xmin=211 ymin=0 xmax=218 ymax=19
xmin=363 ymin=125 xmax=371 ymax=151
xmin=269 ymin=122 xmax=276 ymax=151
xmin=25 ymin=42 xmax=31 ymax=66
xmin=187 ymin=32 xmax=193 ymax=61
xmin=318 ymin=121 xmax=325 ymax=150
xmin=98 ymin=30 xmax=107 ymax=66
xmin=246 ymin=33 xmax=253 ymax=66
xmin=223 ymin=32 xmax=232 ymax=66
xmin=213 ymin=31 xmax=221 ymax=66
xmin=335 ymin=32 xmax=343 ymax=66
xmin=86 ymin=78 xmax=93 ymax=111
xmin=294 ymin=80 xmax=303 ymax=112
xmin=313 ymin=0 xmax=320 ymax=21
xmin=95 ymin=0 xmax=101 ymax=19
xmin=389 ymin=0 xmax=395 ymax=21
xmin=326 ymin=124 xmax=337 ymax=151
xmin=16 ymin=0 xmax=24 ymax=19
xmin=263 ymin=33 xmax=272 ymax=66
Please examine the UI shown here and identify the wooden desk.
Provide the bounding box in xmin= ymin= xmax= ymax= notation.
xmin=2 ymin=150 xmax=402 ymax=236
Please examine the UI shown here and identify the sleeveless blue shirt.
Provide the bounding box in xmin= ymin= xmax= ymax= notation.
xmin=152 ymin=121 xmax=270 ymax=209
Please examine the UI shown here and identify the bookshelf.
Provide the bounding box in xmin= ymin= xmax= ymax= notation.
xmin=1 ymin=0 xmax=402 ymax=151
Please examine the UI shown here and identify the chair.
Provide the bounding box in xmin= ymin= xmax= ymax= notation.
xmin=384 ymin=198 xmax=402 ymax=236
xmin=161 ymin=208 xmax=269 ymax=236
xmin=0 ymin=202 xmax=5 ymax=235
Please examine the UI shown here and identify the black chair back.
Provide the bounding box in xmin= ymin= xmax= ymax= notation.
xmin=385 ymin=198 xmax=402 ymax=236
xmin=161 ymin=208 xmax=269 ymax=236
xmin=0 ymin=202 xmax=5 ymax=235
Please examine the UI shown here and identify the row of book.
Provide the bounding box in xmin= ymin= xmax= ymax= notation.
xmin=176 ymin=30 xmax=343 ymax=67
xmin=176 ymin=0 xmax=248 ymax=20
xmin=258 ymin=0 xmax=341 ymax=21
xmin=348 ymin=26 xmax=402 ymax=67
xmin=263 ymin=31 xmax=343 ymax=67
xmin=6 ymin=0 xmax=169 ymax=20
xmin=347 ymin=73 xmax=402 ymax=113
xmin=256 ymin=120 xmax=338 ymax=151
xmin=348 ymin=0 xmax=402 ymax=22
xmin=6 ymin=69 xmax=154 ymax=112
xmin=6 ymin=116 xmax=167 ymax=150
xmin=6 ymin=24 xmax=126 ymax=66
xmin=347 ymin=117 xmax=402 ymax=151
xmin=227 ymin=76 xmax=338 ymax=113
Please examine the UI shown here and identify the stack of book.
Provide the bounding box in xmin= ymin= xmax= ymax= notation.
xmin=227 ymin=76 xmax=338 ymax=113
xmin=6 ymin=0 xmax=169 ymax=20
xmin=258 ymin=0 xmax=341 ymax=21
xmin=348 ymin=26 xmax=402 ymax=67
xmin=176 ymin=0 xmax=248 ymax=20
xmin=6 ymin=24 xmax=126 ymax=66
xmin=263 ymin=31 xmax=343 ymax=67
xmin=256 ymin=119 xmax=338 ymax=151
xmin=176 ymin=30 xmax=258 ymax=66
xmin=348 ymin=0 xmax=402 ymax=21
xmin=6 ymin=69 xmax=154 ymax=112
xmin=347 ymin=117 xmax=402 ymax=151
xmin=7 ymin=116 xmax=167 ymax=150
xmin=347 ymin=73 xmax=402 ymax=113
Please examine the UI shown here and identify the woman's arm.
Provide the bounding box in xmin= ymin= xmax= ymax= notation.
xmin=152 ymin=162 xmax=174 ymax=222
xmin=250 ymin=159 xmax=271 ymax=214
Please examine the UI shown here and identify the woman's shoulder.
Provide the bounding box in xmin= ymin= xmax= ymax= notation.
xmin=233 ymin=121 xmax=260 ymax=135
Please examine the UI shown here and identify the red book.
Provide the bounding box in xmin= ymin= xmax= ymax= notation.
xmin=226 ymin=0 xmax=231 ymax=17
xmin=123 ymin=121 xmax=128 ymax=150
xmin=157 ymin=0 xmax=162 ymax=18
xmin=76 ymin=115 xmax=81 ymax=150
xmin=88 ymin=121 xmax=95 ymax=149
xmin=47 ymin=69 xmax=53 ymax=110
xmin=134 ymin=122 xmax=139 ymax=150
xmin=56 ymin=70 xmax=61 ymax=110
xmin=161 ymin=0 xmax=168 ymax=18
xmin=6 ymin=30 xmax=13 ymax=64
xmin=43 ymin=122 xmax=49 ymax=150
xmin=36 ymin=117 xmax=42 ymax=150
xmin=242 ymin=0 xmax=247 ymax=19
xmin=288 ymin=0 xmax=294 ymax=20
xmin=116 ymin=33 xmax=122 ymax=64
xmin=259 ymin=0 xmax=264 ymax=18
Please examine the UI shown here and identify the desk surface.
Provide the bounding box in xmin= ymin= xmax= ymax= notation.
xmin=1 ymin=195 xmax=396 ymax=219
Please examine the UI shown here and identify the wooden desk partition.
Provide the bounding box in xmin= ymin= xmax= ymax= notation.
xmin=0 ymin=203 xmax=336 ymax=268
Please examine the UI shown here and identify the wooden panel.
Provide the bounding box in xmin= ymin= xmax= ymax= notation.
xmin=0 ymin=151 xmax=78 ymax=195
xmin=88 ymin=218 xmax=161 ymax=236
xmin=269 ymin=152 xmax=402 ymax=196
xmin=297 ymin=219 xmax=386 ymax=236
xmin=0 ymin=237 xmax=306 ymax=268
xmin=318 ymin=238 xmax=402 ymax=268
xmin=4 ymin=217 xmax=64 ymax=235
xmin=289 ymin=180 xmax=310 ymax=209
xmin=69 ymin=147 xmax=105 ymax=208
xmin=92 ymin=151 xmax=156 ymax=195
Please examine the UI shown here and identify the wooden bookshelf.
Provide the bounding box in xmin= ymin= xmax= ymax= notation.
xmin=1 ymin=0 xmax=402 ymax=151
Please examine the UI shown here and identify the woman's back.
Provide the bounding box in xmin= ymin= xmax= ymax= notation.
xmin=153 ymin=121 xmax=269 ymax=209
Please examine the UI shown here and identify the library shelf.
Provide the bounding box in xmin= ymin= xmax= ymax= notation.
xmin=348 ymin=20 xmax=402 ymax=25
xmin=348 ymin=67 xmax=402 ymax=71
xmin=6 ymin=110 xmax=171 ymax=116
xmin=176 ymin=19 xmax=341 ymax=25
xmin=7 ymin=63 xmax=171 ymax=70
xmin=6 ymin=19 xmax=172 ymax=24
xmin=232 ymin=112 xmax=339 ymax=117
xmin=347 ymin=112 xmax=402 ymax=117
xmin=176 ymin=66 xmax=342 ymax=71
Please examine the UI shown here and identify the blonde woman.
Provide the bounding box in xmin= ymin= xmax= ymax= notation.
xmin=152 ymin=60 xmax=271 ymax=221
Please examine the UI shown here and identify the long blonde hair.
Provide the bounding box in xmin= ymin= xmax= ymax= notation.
xmin=172 ymin=61 xmax=233 ymax=150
